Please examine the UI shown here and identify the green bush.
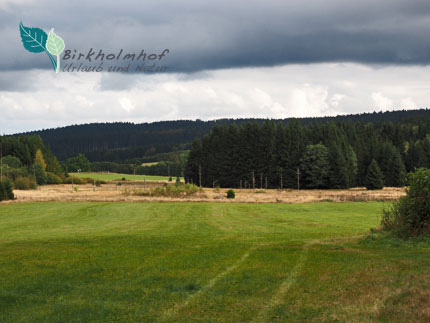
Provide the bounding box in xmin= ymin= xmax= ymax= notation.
xmin=5 ymin=167 xmax=27 ymax=182
xmin=14 ymin=177 xmax=37 ymax=190
xmin=46 ymin=172 xmax=63 ymax=184
xmin=0 ymin=179 xmax=14 ymax=201
xmin=95 ymin=180 xmax=106 ymax=187
xmin=226 ymin=189 xmax=235 ymax=199
xmin=381 ymin=168 xmax=430 ymax=237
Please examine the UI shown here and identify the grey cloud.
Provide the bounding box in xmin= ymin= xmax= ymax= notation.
xmin=1 ymin=0 xmax=430 ymax=76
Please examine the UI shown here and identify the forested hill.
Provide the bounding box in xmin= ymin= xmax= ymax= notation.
xmin=19 ymin=109 xmax=430 ymax=162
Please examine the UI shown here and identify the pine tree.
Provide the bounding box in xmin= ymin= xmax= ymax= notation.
xmin=345 ymin=145 xmax=358 ymax=187
xmin=34 ymin=164 xmax=47 ymax=185
xmin=328 ymin=143 xmax=348 ymax=188
xmin=300 ymin=144 xmax=329 ymax=189
xmin=184 ymin=138 xmax=203 ymax=185
xmin=377 ymin=143 xmax=406 ymax=187
xmin=273 ymin=123 xmax=289 ymax=188
xmin=257 ymin=120 xmax=275 ymax=184
xmin=365 ymin=160 xmax=384 ymax=190
xmin=284 ymin=120 xmax=306 ymax=188
xmin=386 ymin=147 xmax=406 ymax=187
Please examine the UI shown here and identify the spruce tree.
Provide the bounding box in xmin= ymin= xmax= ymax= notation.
xmin=34 ymin=164 xmax=47 ymax=185
xmin=184 ymin=138 xmax=203 ymax=185
xmin=345 ymin=145 xmax=358 ymax=187
xmin=365 ymin=159 xmax=384 ymax=190
xmin=300 ymin=144 xmax=329 ymax=189
xmin=284 ymin=120 xmax=305 ymax=188
xmin=387 ymin=148 xmax=406 ymax=187
xmin=328 ymin=143 xmax=348 ymax=189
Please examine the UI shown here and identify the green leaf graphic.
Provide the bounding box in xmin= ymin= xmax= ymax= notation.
xmin=47 ymin=28 xmax=65 ymax=73
xmin=19 ymin=22 xmax=57 ymax=72
xmin=19 ymin=22 xmax=47 ymax=53
xmin=46 ymin=29 xmax=65 ymax=56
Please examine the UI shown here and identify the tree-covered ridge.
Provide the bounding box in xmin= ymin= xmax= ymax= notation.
xmin=185 ymin=117 xmax=430 ymax=189
xmin=0 ymin=134 xmax=65 ymax=192
xmin=0 ymin=135 xmax=63 ymax=175
xmin=19 ymin=109 xmax=430 ymax=162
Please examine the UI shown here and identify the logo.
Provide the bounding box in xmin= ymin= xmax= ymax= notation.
xmin=19 ymin=22 xmax=169 ymax=73
xmin=19 ymin=22 xmax=65 ymax=73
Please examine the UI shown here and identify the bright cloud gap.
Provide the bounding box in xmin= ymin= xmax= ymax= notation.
xmin=0 ymin=63 xmax=429 ymax=134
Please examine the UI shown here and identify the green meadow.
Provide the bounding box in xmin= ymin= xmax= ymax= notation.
xmin=70 ymin=172 xmax=176 ymax=182
xmin=0 ymin=202 xmax=429 ymax=322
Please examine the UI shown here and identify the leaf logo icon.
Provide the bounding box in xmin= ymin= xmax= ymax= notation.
xmin=19 ymin=22 xmax=65 ymax=73
xmin=46 ymin=29 xmax=65 ymax=73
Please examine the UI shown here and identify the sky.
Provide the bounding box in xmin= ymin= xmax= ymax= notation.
xmin=1 ymin=0 xmax=430 ymax=134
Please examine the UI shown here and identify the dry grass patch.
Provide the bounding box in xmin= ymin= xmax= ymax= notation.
xmin=5 ymin=184 xmax=405 ymax=204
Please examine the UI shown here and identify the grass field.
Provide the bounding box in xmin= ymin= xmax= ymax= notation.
xmin=71 ymin=172 xmax=177 ymax=182
xmin=0 ymin=202 xmax=429 ymax=322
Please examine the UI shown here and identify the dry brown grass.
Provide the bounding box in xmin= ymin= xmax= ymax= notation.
xmin=4 ymin=183 xmax=406 ymax=204
xmin=376 ymin=275 xmax=430 ymax=322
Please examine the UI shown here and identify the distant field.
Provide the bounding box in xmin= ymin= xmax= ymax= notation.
xmin=0 ymin=201 xmax=429 ymax=322
xmin=141 ymin=162 xmax=159 ymax=166
xmin=70 ymin=172 xmax=177 ymax=181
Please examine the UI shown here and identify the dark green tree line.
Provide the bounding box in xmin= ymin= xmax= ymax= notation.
xmin=185 ymin=118 xmax=426 ymax=189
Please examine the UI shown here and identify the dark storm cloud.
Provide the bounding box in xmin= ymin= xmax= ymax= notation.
xmin=1 ymin=0 xmax=430 ymax=75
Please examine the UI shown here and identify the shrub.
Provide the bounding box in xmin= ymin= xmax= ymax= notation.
xmin=95 ymin=180 xmax=105 ymax=187
xmin=0 ymin=179 xmax=14 ymax=201
xmin=213 ymin=186 xmax=221 ymax=193
xmin=14 ymin=176 xmax=37 ymax=190
xmin=7 ymin=167 xmax=27 ymax=182
xmin=381 ymin=168 xmax=430 ymax=237
xmin=226 ymin=189 xmax=235 ymax=199
xmin=46 ymin=172 xmax=63 ymax=184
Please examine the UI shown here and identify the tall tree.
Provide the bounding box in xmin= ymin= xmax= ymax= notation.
xmin=365 ymin=160 xmax=384 ymax=190
xmin=34 ymin=149 xmax=47 ymax=170
xmin=300 ymin=144 xmax=329 ymax=189
xmin=184 ymin=138 xmax=203 ymax=185
xmin=328 ymin=143 xmax=348 ymax=188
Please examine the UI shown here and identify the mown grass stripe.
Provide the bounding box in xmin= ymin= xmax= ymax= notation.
xmin=254 ymin=244 xmax=310 ymax=322
xmin=160 ymin=247 xmax=253 ymax=321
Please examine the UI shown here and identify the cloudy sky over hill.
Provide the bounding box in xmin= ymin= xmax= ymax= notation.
xmin=1 ymin=0 xmax=430 ymax=133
